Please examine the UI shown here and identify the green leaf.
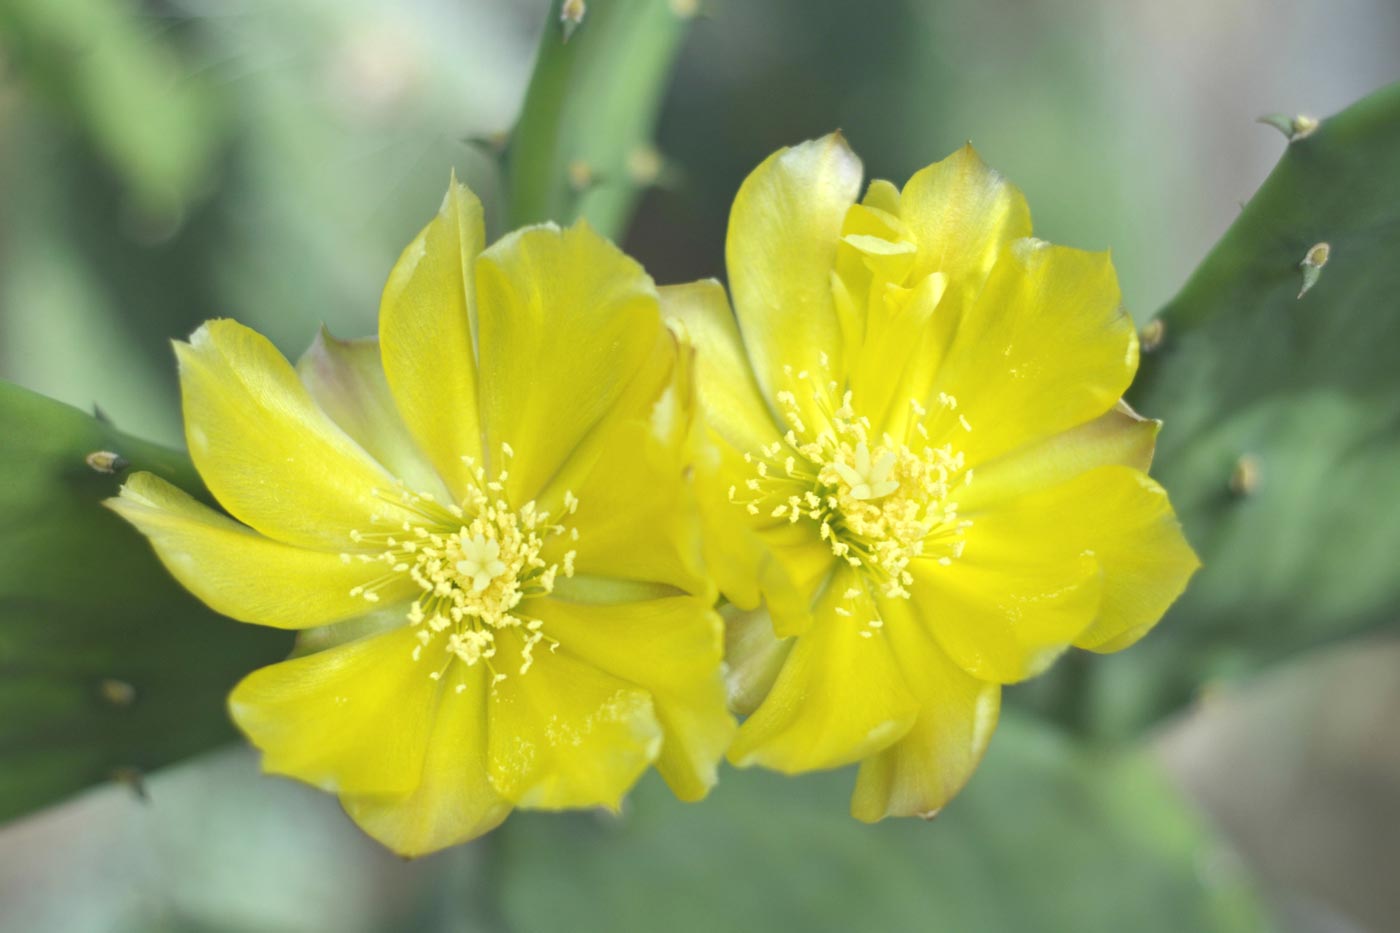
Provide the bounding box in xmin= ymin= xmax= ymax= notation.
xmin=506 ymin=0 xmax=692 ymax=238
xmin=1081 ymin=82 xmax=1400 ymax=735
xmin=0 ymin=381 xmax=290 ymax=823
xmin=497 ymin=716 xmax=1268 ymax=933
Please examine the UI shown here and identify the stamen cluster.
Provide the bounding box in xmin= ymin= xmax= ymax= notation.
xmin=731 ymin=364 xmax=972 ymax=600
xmin=346 ymin=447 xmax=578 ymax=689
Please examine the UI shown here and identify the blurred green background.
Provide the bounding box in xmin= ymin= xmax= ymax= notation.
xmin=2 ymin=1 xmax=1399 ymax=930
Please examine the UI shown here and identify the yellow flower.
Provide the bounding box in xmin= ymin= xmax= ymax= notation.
xmin=665 ymin=135 xmax=1199 ymax=820
xmin=107 ymin=181 xmax=734 ymax=856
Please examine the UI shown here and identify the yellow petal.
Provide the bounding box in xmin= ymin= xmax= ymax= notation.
xmin=851 ymin=597 xmax=1000 ymax=821
xmin=343 ymin=663 xmax=512 ymax=857
xmin=862 ymin=178 xmax=902 ymax=214
xmin=486 ymin=628 xmax=662 ymax=810
xmin=756 ymin=518 xmax=839 ymax=636
xmin=475 ymin=222 xmax=672 ymax=503
xmin=691 ymin=437 xmax=768 ymax=611
xmin=296 ymin=327 xmax=449 ymax=501
xmin=729 ymin=569 xmax=919 ymax=772
xmin=899 ymin=144 xmax=1032 ymax=289
xmin=106 ymin=472 xmax=411 ymax=629
xmin=1057 ymin=467 xmax=1201 ymax=652
xmin=862 ymin=149 xmax=1029 ymax=439
xmin=528 ymin=596 xmax=734 ymax=802
xmin=229 ymin=626 xmax=438 ymax=796
xmin=727 ymin=133 xmax=862 ymax=427
xmin=721 ymin=603 xmax=793 ymax=718
xmin=846 ymin=267 xmax=949 ymax=438
xmin=378 ymin=180 xmax=485 ymax=502
xmin=923 ymin=239 xmax=1137 ymax=464
xmin=909 ymin=512 xmax=1103 ymax=684
xmin=659 ymin=279 xmax=780 ymax=456
xmin=958 ymin=402 xmax=1159 ymax=512
xmin=536 ymin=333 xmax=708 ymax=596
xmin=177 ymin=319 xmax=410 ymax=550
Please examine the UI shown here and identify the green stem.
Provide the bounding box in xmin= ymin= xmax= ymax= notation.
xmin=506 ymin=0 xmax=693 ymax=239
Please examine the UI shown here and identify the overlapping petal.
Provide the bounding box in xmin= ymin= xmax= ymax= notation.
xmin=297 ymin=328 xmax=448 ymax=501
xmin=909 ymin=517 xmax=1102 ymax=685
xmin=727 ymin=133 xmax=862 ymax=427
xmin=176 ymin=319 xmax=410 ymax=550
xmin=754 ymin=518 xmax=840 ymax=637
xmin=486 ymin=627 xmax=663 ymax=810
xmin=342 ymin=663 xmax=511 ymax=857
xmin=228 ymin=627 xmax=440 ymax=796
xmin=899 ymin=144 xmax=1032 ymax=289
xmin=106 ymin=472 xmax=411 ymax=629
xmin=729 ymin=568 xmax=920 ymax=772
xmin=843 ymin=268 xmax=950 ymax=439
xmin=851 ymin=597 xmax=1000 ymax=821
xmin=536 ymin=329 xmax=708 ymax=596
xmin=659 ymin=279 xmax=780 ymax=456
xmin=721 ymin=604 xmax=793 ymax=718
xmin=643 ymin=291 xmax=812 ymax=621
xmin=529 ymin=596 xmax=733 ymax=801
xmin=476 ymin=222 xmax=672 ymax=504
xmin=1052 ymin=467 xmax=1200 ymax=652
xmin=921 ymin=240 xmax=1137 ymax=464
xmin=378 ymin=180 xmax=485 ymax=501
xmin=958 ymin=403 xmax=1158 ymax=511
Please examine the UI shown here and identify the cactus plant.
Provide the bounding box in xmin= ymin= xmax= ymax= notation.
xmin=1066 ymin=82 xmax=1400 ymax=736
xmin=0 ymin=383 xmax=289 ymax=821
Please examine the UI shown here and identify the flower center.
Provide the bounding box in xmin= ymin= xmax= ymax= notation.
xmin=346 ymin=448 xmax=578 ymax=689
xmin=733 ymin=368 xmax=972 ymax=601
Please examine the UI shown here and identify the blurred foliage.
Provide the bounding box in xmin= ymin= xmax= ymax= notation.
xmin=0 ymin=383 xmax=289 ymax=823
xmin=0 ymin=718 xmax=1270 ymax=933
xmin=0 ymin=0 xmax=221 ymax=212
xmin=501 ymin=716 xmax=1267 ymax=933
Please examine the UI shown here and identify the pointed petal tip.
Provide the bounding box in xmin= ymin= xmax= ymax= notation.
xmin=439 ymin=174 xmax=484 ymax=218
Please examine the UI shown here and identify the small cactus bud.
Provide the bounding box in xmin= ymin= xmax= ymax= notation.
xmin=1140 ymin=318 xmax=1165 ymax=354
xmin=1298 ymin=241 xmax=1330 ymax=299
xmin=1258 ymin=113 xmax=1320 ymax=142
xmin=99 ymin=678 xmax=137 ymax=707
xmin=567 ymin=159 xmax=595 ymax=192
xmin=560 ymin=0 xmax=585 ymax=41
xmin=626 ymin=144 xmax=664 ymax=186
xmin=1229 ymin=454 xmax=1260 ymax=497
